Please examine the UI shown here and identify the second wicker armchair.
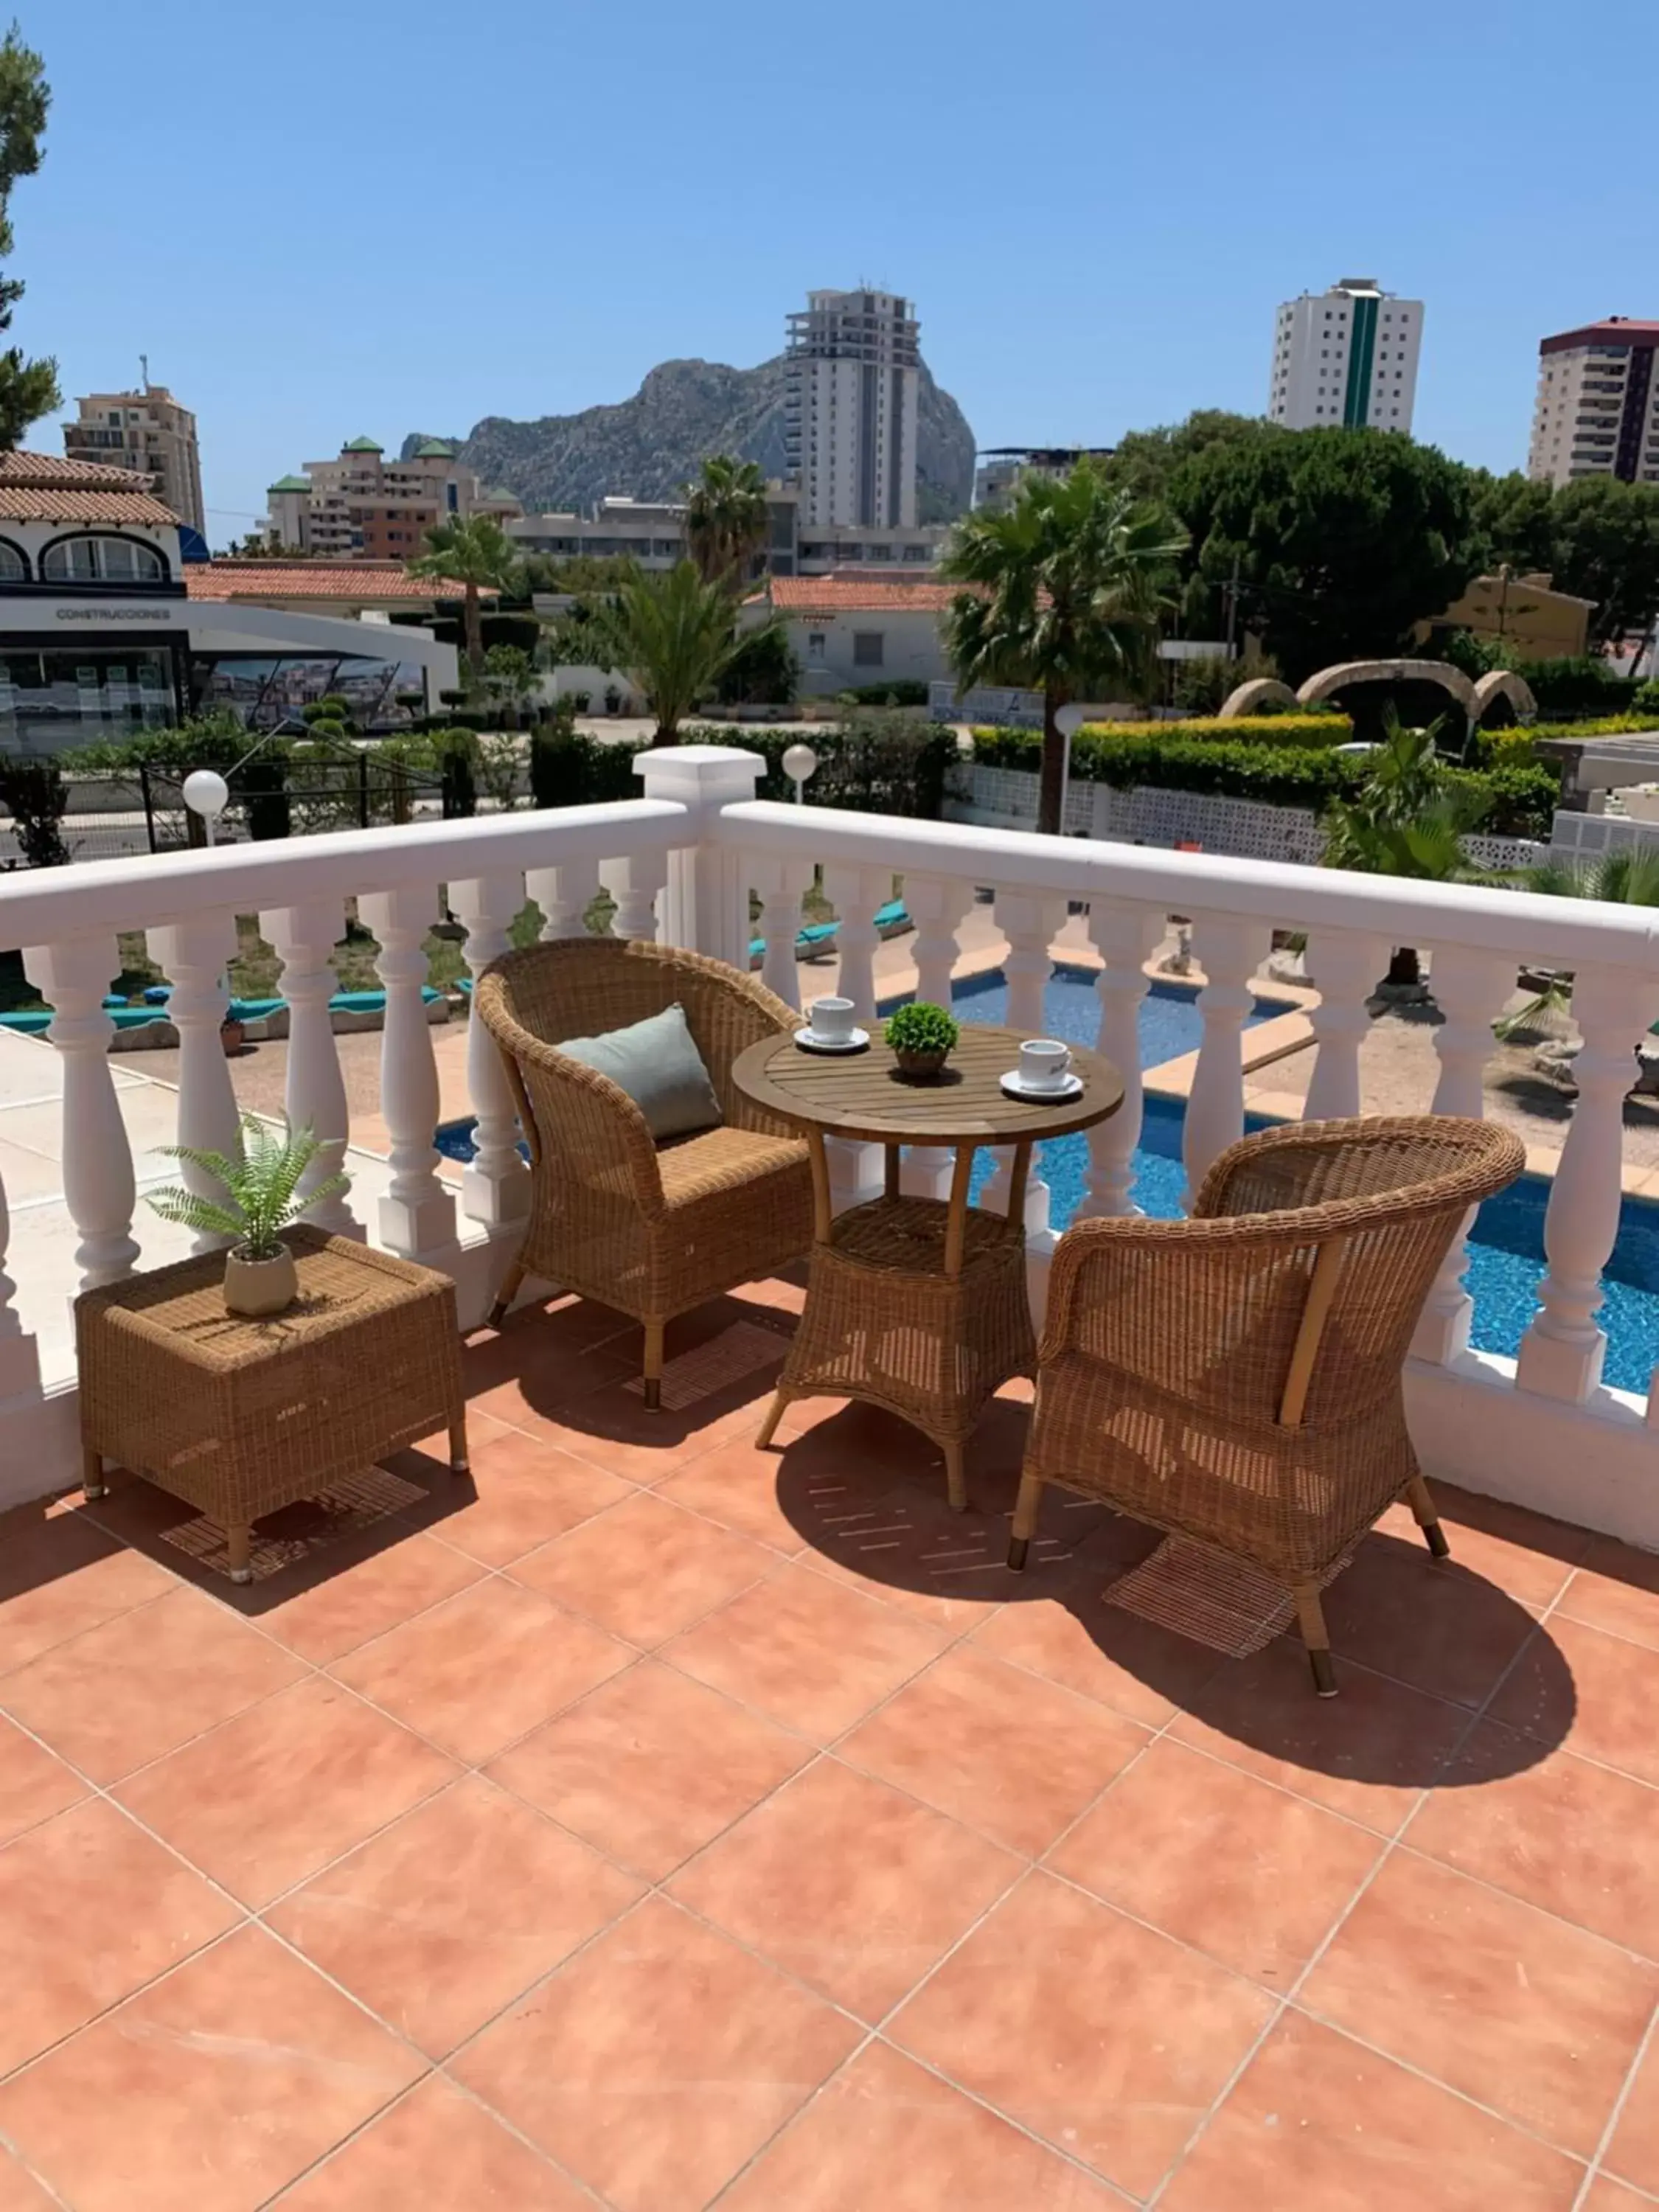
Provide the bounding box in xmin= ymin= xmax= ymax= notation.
xmin=1008 ymin=1116 xmax=1526 ymax=1695
xmin=473 ymin=939 xmax=814 ymax=1406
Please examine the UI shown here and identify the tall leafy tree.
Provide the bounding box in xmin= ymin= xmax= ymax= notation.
xmin=1546 ymin=477 xmax=1659 ymax=647
xmin=410 ymin=515 xmax=521 ymax=684
xmin=0 ymin=26 xmax=56 ymax=449
xmin=684 ymin=454 xmax=770 ymax=586
xmin=1467 ymin=467 xmax=1559 ymax=577
xmin=595 ymin=558 xmax=751 ymax=744
xmin=1102 ymin=410 xmax=1279 ymax=509
xmin=941 ymin=464 xmax=1186 ymax=834
xmin=1172 ymin=428 xmax=1481 ymax=680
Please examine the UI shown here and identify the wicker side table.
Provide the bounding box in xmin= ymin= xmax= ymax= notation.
xmin=76 ymin=1225 xmax=469 ymax=1582
xmin=731 ymin=1026 xmax=1122 ymax=1512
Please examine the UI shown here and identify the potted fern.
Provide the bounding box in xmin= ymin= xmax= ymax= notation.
xmin=147 ymin=1116 xmax=347 ymax=1317
xmin=885 ymin=1000 xmax=959 ymax=1081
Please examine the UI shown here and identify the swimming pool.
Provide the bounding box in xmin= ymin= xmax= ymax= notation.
xmin=890 ymin=961 xmax=1295 ymax=1065
xmin=437 ymin=962 xmax=1659 ymax=1392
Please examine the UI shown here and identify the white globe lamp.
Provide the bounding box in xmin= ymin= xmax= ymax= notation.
xmin=181 ymin=768 xmax=231 ymax=847
xmin=782 ymin=742 xmax=818 ymax=807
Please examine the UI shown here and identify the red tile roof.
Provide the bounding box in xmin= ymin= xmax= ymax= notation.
xmin=0 ymin=487 xmax=181 ymax=524
xmin=0 ymin=447 xmax=178 ymax=524
xmin=184 ymin=562 xmax=487 ymax=602
xmin=765 ymin=576 xmax=959 ymax=615
xmin=0 ymin=448 xmax=156 ymax=488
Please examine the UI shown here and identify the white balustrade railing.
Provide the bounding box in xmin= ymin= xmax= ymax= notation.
xmin=0 ymin=796 xmax=690 ymax=1417
xmin=6 ymin=748 xmax=1659 ymax=1544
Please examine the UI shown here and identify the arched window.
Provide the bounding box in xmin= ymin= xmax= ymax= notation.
xmin=0 ymin=539 xmax=25 ymax=582
xmin=41 ymin=535 xmax=167 ymax=584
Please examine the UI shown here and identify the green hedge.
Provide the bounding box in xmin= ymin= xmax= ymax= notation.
xmin=967 ymin=726 xmax=1559 ymax=841
xmin=1081 ymin=713 xmax=1349 ymax=748
xmin=971 ymin=714 xmax=1349 ymax=768
xmin=835 ymin=681 xmax=931 ymax=708
xmin=526 ymin=714 xmax=957 ymax=821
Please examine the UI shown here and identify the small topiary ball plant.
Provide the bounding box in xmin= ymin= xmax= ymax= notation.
xmin=885 ymin=999 xmax=959 ymax=1079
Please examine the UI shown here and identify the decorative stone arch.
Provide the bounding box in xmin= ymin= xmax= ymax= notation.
xmin=1471 ymin=668 xmax=1537 ymax=726
xmin=1295 ymin=658 xmax=1478 ymax=718
xmin=1218 ymin=677 xmax=1298 ymax=718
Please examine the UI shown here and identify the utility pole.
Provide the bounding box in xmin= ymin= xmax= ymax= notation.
xmin=139 ymin=352 xmax=149 ymax=392
xmin=1222 ymin=550 xmax=1242 ymax=657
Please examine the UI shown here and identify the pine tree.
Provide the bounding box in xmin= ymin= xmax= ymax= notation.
xmin=0 ymin=26 xmax=55 ymax=451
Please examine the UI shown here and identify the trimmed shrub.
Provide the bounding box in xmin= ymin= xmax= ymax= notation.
xmin=838 ymin=681 xmax=931 ymax=708
xmin=970 ymin=716 xmax=1349 ymax=766
xmin=967 ymin=726 xmax=1561 ymax=841
xmin=521 ymin=712 xmax=956 ymax=821
xmin=1512 ymin=656 xmax=1641 ymax=720
xmin=1080 ymin=714 xmax=1349 ymax=748
xmin=527 ymin=726 xmax=637 ymax=808
xmin=685 ymin=712 xmax=956 ymax=819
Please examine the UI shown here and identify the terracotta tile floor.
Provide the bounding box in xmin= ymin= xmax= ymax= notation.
xmin=2 ymin=1282 xmax=1659 ymax=2209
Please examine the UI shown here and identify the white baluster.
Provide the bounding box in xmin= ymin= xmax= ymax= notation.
xmin=450 ymin=872 xmax=532 ymax=1228
xmin=752 ymin=855 xmax=812 ymax=1013
xmin=1301 ymin=928 xmax=1387 ymax=1121
xmin=22 ymin=933 xmax=139 ymax=1291
xmin=818 ymin=863 xmax=890 ymax=1214
xmin=526 ymin=860 xmax=599 ymax=942
xmin=983 ymin=888 xmax=1065 ymax=1229
xmin=260 ymin=901 xmax=358 ymax=1237
xmin=1183 ymin=914 xmax=1273 ymax=1208
xmin=900 ymin=875 xmax=973 ymax=1200
xmin=0 ymin=1148 xmax=41 ymax=1399
xmin=360 ymin=888 xmax=456 ymax=1260
xmin=1517 ymin=965 xmax=1659 ymax=1402
xmin=151 ymin=917 xmax=242 ymax=1253
xmin=1076 ymin=901 xmax=1163 ymax=1220
xmin=821 ymin=863 xmax=889 ymax=1024
xmin=634 ymin=744 xmax=765 ymax=967
xmin=600 ymin=851 xmax=667 ymax=944
xmin=1411 ymin=945 xmax=1514 ymax=1365
xmin=907 ymin=874 xmax=971 ymax=1007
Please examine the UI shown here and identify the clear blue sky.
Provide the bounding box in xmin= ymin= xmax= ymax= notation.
xmin=25 ymin=0 xmax=1659 ymax=541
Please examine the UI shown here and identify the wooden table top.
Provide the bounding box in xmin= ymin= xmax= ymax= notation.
xmin=732 ymin=1024 xmax=1124 ymax=1148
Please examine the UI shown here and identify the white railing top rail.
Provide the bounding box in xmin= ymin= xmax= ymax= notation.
xmin=0 ymin=797 xmax=690 ymax=951
xmin=714 ymin=798 xmax=1659 ymax=977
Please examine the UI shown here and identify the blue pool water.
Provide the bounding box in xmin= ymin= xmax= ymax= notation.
xmin=914 ymin=961 xmax=1294 ymax=1065
xmin=439 ymin=963 xmax=1659 ymax=1391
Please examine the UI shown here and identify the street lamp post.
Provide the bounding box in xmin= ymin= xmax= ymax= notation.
xmin=1054 ymin=703 xmax=1086 ymax=834
xmin=782 ymin=742 xmax=818 ymax=807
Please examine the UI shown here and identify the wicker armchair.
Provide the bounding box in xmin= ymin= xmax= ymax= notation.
xmin=474 ymin=939 xmax=813 ymax=1405
xmin=1008 ymin=1116 xmax=1526 ymax=1694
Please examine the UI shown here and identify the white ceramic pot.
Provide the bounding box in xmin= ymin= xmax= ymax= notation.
xmin=223 ymin=1245 xmax=297 ymax=1318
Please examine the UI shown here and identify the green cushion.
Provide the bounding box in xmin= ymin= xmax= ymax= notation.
xmin=559 ymin=1002 xmax=723 ymax=1141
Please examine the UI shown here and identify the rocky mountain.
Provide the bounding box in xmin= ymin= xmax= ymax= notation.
xmin=404 ymin=354 xmax=975 ymax=524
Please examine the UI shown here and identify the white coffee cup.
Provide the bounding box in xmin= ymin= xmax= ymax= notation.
xmin=1018 ymin=1038 xmax=1071 ymax=1091
xmin=810 ymin=995 xmax=856 ymax=1043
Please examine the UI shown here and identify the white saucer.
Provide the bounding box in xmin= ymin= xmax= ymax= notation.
xmin=1000 ymin=1069 xmax=1085 ymax=1102
xmin=795 ymin=1026 xmax=870 ymax=1054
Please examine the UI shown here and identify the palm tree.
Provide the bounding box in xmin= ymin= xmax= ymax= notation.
xmin=940 ymin=463 xmax=1186 ymax=833
xmin=597 ymin=559 xmax=748 ymax=745
xmin=1522 ymin=846 xmax=1659 ymax=906
xmin=684 ymin=455 xmax=770 ymax=587
xmin=1495 ymin=845 xmax=1659 ymax=1038
xmin=1322 ymin=713 xmax=1495 ymax=987
xmin=410 ymin=515 xmax=521 ymax=686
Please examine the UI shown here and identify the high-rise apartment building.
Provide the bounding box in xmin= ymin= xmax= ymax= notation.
xmin=972 ymin=445 xmax=1115 ymax=512
xmin=785 ymin=288 xmax=919 ymax=530
xmin=1267 ymin=279 xmax=1422 ymax=433
xmin=265 ymin=437 xmax=521 ymax=558
xmin=62 ymin=382 xmax=205 ymax=535
xmin=1526 ymin=319 xmax=1659 ymax=488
